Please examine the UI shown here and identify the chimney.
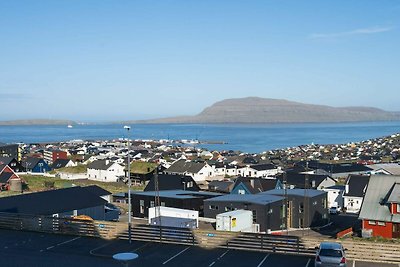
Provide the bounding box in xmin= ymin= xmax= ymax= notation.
xmin=312 ymin=180 xmax=316 ymax=188
xmin=250 ymin=179 xmax=255 ymax=188
xmin=345 ymin=184 xmax=349 ymax=194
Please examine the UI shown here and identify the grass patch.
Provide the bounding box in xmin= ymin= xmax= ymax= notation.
xmin=130 ymin=161 xmax=157 ymax=174
xmin=56 ymin=165 xmax=88 ymax=174
xmin=20 ymin=175 xmax=144 ymax=195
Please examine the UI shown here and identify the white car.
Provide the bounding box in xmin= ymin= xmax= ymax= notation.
xmin=329 ymin=207 xmax=339 ymax=215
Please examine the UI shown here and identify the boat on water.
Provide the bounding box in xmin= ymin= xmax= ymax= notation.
xmin=67 ymin=124 xmax=73 ymax=128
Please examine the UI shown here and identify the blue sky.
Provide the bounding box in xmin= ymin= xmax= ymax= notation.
xmin=1 ymin=0 xmax=399 ymax=121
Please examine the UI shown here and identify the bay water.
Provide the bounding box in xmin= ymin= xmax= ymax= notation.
xmin=1 ymin=121 xmax=400 ymax=153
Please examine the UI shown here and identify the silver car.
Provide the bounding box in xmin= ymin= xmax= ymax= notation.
xmin=315 ymin=242 xmax=347 ymax=267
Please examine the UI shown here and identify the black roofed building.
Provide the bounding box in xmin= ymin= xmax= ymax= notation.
xmin=22 ymin=157 xmax=51 ymax=173
xmin=0 ymin=186 xmax=110 ymax=220
xmin=52 ymin=159 xmax=76 ymax=169
xmin=278 ymin=172 xmax=336 ymax=190
xmin=204 ymin=189 xmax=328 ymax=232
xmin=343 ymin=174 xmax=370 ymax=213
xmin=208 ymin=180 xmax=235 ymax=193
xmin=0 ymin=157 xmax=24 ymax=172
xmin=231 ymin=177 xmax=282 ymax=195
xmin=144 ymin=173 xmax=200 ymax=192
xmin=128 ymin=190 xmax=222 ymax=218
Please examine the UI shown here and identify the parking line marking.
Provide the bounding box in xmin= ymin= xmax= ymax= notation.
xmin=45 ymin=237 xmax=81 ymax=251
xmin=218 ymin=249 xmax=230 ymax=260
xmin=257 ymin=254 xmax=270 ymax=267
xmin=162 ymin=246 xmax=190 ymax=265
xmin=305 ymin=259 xmax=311 ymax=267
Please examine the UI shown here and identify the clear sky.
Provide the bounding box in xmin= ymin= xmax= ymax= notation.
xmin=1 ymin=0 xmax=399 ymax=121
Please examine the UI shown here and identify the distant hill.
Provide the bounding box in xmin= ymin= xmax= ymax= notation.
xmin=133 ymin=97 xmax=400 ymax=124
xmin=0 ymin=119 xmax=76 ymax=126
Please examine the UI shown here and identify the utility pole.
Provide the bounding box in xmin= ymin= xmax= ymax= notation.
xmin=124 ymin=125 xmax=132 ymax=243
xmin=154 ymin=167 xmax=162 ymax=242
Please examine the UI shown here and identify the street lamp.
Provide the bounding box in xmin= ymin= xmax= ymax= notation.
xmin=124 ymin=125 xmax=132 ymax=243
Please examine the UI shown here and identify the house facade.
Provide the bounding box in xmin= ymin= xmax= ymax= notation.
xmin=87 ymin=160 xmax=124 ymax=182
xmin=359 ymin=175 xmax=400 ymax=239
xmin=343 ymin=174 xmax=370 ymax=213
xmin=165 ymin=159 xmax=215 ymax=182
xmin=204 ymin=189 xmax=328 ymax=232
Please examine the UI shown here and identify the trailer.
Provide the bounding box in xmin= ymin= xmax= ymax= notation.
xmin=216 ymin=210 xmax=253 ymax=232
xmin=148 ymin=206 xmax=199 ymax=228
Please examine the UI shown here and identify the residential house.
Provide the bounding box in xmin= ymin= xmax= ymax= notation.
xmin=0 ymin=165 xmax=24 ymax=191
xmin=0 ymin=157 xmax=24 ymax=172
xmin=165 ymin=159 xmax=215 ymax=182
xmin=278 ymin=172 xmax=336 ymax=190
xmin=87 ymin=160 xmax=124 ymax=182
xmin=359 ymin=175 xmax=400 ymax=238
xmin=240 ymin=164 xmax=281 ymax=178
xmin=22 ymin=157 xmax=51 ymax=173
xmin=343 ymin=174 xmax=370 ymax=213
xmin=208 ymin=180 xmax=235 ymax=193
xmin=52 ymin=159 xmax=77 ymax=169
xmin=231 ymin=177 xmax=282 ymax=195
xmin=321 ymin=185 xmax=345 ymax=210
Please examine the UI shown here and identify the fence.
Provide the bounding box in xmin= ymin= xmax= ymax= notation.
xmin=1 ymin=212 xmax=400 ymax=264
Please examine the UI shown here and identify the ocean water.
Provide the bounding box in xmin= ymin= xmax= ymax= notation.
xmin=1 ymin=122 xmax=400 ymax=153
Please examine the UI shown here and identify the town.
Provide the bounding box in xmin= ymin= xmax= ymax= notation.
xmin=1 ymin=132 xmax=400 ymax=266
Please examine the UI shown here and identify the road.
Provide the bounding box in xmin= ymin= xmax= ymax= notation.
xmin=0 ymin=229 xmax=395 ymax=267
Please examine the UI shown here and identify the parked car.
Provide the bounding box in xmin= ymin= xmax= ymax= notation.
xmin=329 ymin=206 xmax=339 ymax=215
xmin=315 ymin=242 xmax=347 ymax=267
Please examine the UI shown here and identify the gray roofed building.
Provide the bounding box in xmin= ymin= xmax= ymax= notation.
xmin=166 ymin=159 xmax=206 ymax=174
xmin=359 ymin=175 xmax=400 ymax=223
xmin=359 ymin=175 xmax=400 ymax=238
xmin=87 ymin=160 xmax=115 ymax=170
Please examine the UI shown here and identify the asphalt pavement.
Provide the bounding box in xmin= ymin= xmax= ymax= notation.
xmin=0 ymin=229 xmax=395 ymax=267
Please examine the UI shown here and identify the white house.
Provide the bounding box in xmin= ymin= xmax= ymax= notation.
xmin=165 ymin=159 xmax=215 ymax=182
xmin=87 ymin=160 xmax=125 ymax=182
xmin=240 ymin=164 xmax=281 ymax=178
xmin=322 ymin=185 xmax=345 ymax=210
xmin=343 ymin=174 xmax=370 ymax=213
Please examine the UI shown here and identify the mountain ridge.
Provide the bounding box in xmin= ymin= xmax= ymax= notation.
xmin=131 ymin=97 xmax=400 ymax=124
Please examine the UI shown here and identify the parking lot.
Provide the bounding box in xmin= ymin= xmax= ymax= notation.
xmin=0 ymin=229 xmax=396 ymax=267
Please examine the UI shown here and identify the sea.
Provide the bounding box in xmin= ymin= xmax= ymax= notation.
xmin=1 ymin=121 xmax=400 ymax=153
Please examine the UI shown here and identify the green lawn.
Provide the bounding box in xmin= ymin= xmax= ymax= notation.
xmin=18 ymin=174 xmax=144 ymax=195
xmin=130 ymin=161 xmax=157 ymax=174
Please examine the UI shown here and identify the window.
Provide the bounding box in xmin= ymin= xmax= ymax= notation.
xmin=139 ymin=200 xmax=144 ymax=206
xmin=268 ymin=208 xmax=273 ymax=214
xmin=377 ymin=221 xmax=386 ymax=226
xmin=252 ymin=210 xmax=257 ymax=223
xmin=397 ymin=204 xmax=400 ymax=213
xmin=209 ymin=205 xmax=219 ymax=210
xmin=299 ymin=203 xmax=304 ymax=213
xmin=150 ymin=201 xmax=155 ymax=208
xmin=313 ymin=201 xmax=317 ymax=206
xmin=225 ymin=206 xmax=234 ymax=212
xmin=161 ymin=202 xmax=165 ymax=207
xmin=238 ymin=189 xmax=245 ymax=195
xmin=368 ymin=221 xmax=376 ymax=225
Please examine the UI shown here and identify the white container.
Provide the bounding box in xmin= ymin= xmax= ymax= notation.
xmin=148 ymin=206 xmax=199 ymax=228
xmin=216 ymin=210 xmax=253 ymax=232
